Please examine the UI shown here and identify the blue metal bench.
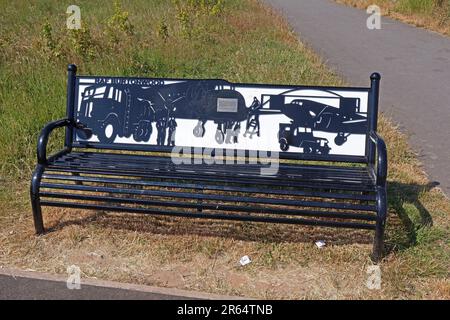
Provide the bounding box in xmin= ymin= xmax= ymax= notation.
xmin=31 ymin=64 xmax=387 ymax=261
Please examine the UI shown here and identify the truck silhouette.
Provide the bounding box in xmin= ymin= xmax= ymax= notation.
xmin=278 ymin=123 xmax=330 ymax=154
xmin=77 ymin=84 xmax=156 ymax=143
xmin=77 ymin=80 xmax=248 ymax=145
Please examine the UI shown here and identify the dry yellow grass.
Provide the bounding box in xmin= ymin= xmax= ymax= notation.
xmin=0 ymin=0 xmax=449 ymax=299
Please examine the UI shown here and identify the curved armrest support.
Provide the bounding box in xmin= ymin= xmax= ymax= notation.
xmin=37 ymin=118 xmax=72 ymax=165
xmin=369 ymin=131 xmax=388 ymax=186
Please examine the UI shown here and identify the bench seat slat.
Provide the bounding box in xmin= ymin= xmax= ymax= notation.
xmin=42 ymin=173 xmax=376 ymax=201
xmin=48 ymin=153 xmax=375 ymax=186
xmin=58 ymin=152 xmax=372 ymax=178
xmin=40 ymin=192 xmax=377 ymax=221
xmin=47 ymin=164 xmax=375 ymax=187
xmin=44 ymin=166 xmax=376 ymax=192
xmin=53 ymin=158 xmax=372 ymax=183
xmin=40 ymin=201 xmax=377 ymax=230
xmin=62 ymin=152 xmax=371 ymax=175
xmin=40 ymin=182 xmax=377 ymax=212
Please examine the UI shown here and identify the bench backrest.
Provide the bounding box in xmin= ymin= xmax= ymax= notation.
xmin=65 ymin=65 xmax=380 ymax=163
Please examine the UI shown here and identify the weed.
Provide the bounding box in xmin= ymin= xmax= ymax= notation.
xmin=129 ymin=53 xmax=152 ymax=76
xmin=184 ymin=0 xmax=225 ymax=16
xmin=210 ymin=0 xmax=225 ymax=16
xmin=158 ymin=18 xmax=170 ymax=41
xmin=106 ymin=0 xmax=134 ymax=45
xmin=176 ymin=6 xmax=193 ymax=39
xmin=40 ymin=21 xmax=61 ymax=59
xmin=68 ymin=24 xmax=95 ymax=61
xmin=40 ymin=21 xmax=55 ymax=52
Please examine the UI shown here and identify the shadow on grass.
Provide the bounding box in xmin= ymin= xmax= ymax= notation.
xmin=385 ymin=181 xmax=437 ymax=254
xmin=44 ymin=181 xmax=438 ymax=249
xmin=46 ymin=209 xmax=374 ymax=246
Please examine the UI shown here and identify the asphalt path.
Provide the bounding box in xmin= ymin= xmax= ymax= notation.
xmin=267 ymin=0 xmax=450 ymax=195
xmin=0 ymin=269 xmax=240 ymax=300
xmin=0 ymin=274 xmax=192 ymax=300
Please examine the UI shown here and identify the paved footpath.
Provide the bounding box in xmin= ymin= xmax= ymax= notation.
xmin=0 ymin=268 xmax=241 ymax=300
xmin=267 ymin=0 xmax=450 ymax=195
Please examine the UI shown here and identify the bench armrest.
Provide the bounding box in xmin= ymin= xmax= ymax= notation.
xmin=369 ymin=131 xmax=388 ymax=186
xmin=37 ymin=118 xmax=73 ymax=165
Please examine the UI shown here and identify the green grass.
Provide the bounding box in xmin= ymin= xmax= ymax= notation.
xmin=0 ymin=0 xmax=338 ymax=177
xmin=0 ymin=0 xmax=449 ymax=299
xmin=396 ymin=0 xmax=440 ymax=15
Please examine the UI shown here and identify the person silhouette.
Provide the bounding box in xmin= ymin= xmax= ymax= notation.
xmin=233 ymin=122 xmax=241 ymax=144
xmin=156 ymin=118 xmax=167 ymax=146
xmin=245 ymin=97 xmax=262 ymax=137
xmin=167 ymin=117 xmax=177 ymax=146
xmin=225 ymin=121 xmax=234 ymax=144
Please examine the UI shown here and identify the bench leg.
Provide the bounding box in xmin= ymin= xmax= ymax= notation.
xmin=30 ymin=164 xmax=45 ymax=235
xmin=372 ymin=186 xmax=387 ymax=263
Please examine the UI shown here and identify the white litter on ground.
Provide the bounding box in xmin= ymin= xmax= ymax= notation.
xmin=88 ymin=252 xmax=104 ymax=259
xmin=239 ymin=255 xmax=251 ymax=266
xmin=315 ymin=240 xmax=326 ymax=248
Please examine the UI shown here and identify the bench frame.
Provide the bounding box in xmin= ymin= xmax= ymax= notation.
xmin=31 ymin=64 xmax=387 ymax=262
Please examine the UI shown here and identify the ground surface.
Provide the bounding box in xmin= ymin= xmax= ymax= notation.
xmin=0 ymin=274 xmax=187 ymax=300
xmin=267 ymin=0 xmax=450 ymax=195
xmin=0 ymin=268 xmax=238 ymax=300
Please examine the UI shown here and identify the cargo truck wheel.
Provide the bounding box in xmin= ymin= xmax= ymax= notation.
xmin=134 ymin=121 xmax=152 ymax=142
xmin=98 ymin=116 xmax=119 ymax=144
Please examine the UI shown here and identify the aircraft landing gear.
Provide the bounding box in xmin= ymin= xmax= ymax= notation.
xmin=215 ymin=123 xmax=225 ymax=144
xmin=334 ymin=132 xmax=349 ymax=146
xmin=193 ymin=120 xmax=206 ymax=137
